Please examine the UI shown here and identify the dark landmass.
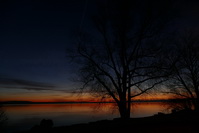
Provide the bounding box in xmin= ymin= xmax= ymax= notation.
xmin=0 ymin=99 xmax=176 ymax=104
xmin=16 ymin=109 xmax=198 ymax=133
xmin=0 ymin=101 xmax=114 ymax=104
xmin=0 ymin=101 xmax=33 ymax=104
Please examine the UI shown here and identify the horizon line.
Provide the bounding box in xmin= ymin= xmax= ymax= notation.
xmin=0 ymin=99 xmax=189 ymax=104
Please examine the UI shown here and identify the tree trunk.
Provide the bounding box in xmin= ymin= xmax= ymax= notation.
xmin=127 ymin=87 xmax=131 ymax=118
xmin=118 ymin=100 xmax=130 ymax=119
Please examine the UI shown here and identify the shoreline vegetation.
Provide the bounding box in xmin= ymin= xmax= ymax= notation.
xmin=16 ymin=109 xmax=198 ymax=133
xmin=0 ymin=99 xmax=189 ymax=104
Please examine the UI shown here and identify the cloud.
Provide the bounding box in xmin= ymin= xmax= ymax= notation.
xmin=0 ymin=76 xmax=57 ymax=91
xmin=0 ymin=75 xmax=79 ymax=93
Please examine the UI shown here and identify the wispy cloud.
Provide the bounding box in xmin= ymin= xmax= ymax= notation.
xmin=0 ymin=75 xmax=88 ymax=95
xmin=0 ymin=76 xmax=72 ymax=93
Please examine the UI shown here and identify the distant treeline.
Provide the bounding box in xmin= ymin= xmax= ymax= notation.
xmin=0 ymin=99 xmax=194 ymax=104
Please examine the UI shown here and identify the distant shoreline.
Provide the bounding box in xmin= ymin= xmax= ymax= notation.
xmin=0 ymin=99 xmax=184 ymax=104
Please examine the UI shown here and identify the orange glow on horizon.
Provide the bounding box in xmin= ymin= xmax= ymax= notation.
xmin=0 ymin=87 xmax=175 ymax=103
xmin=0 ymin=92 xmax=174 ymax=103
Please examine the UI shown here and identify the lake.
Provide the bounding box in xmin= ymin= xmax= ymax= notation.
xmin=2 ymin=102 xmax=169 ymax=133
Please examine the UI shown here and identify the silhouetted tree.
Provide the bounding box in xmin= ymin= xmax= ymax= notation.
xmin=165 ymin=29 xmax=199 ymax=111
xmin=71 ymin=0 xmax=174 ymax=118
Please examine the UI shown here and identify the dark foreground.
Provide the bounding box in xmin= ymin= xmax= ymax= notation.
xmin=17 ymin=110 xmax=198 ymax=133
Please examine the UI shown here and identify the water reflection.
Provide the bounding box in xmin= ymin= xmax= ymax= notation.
xmin=131 ymin=102 xmax=167 ymax=117
xmin=2 ymin=102 xmax=169 ymax=133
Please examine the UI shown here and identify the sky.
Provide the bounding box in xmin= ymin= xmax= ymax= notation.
xmin=1 ymin=0 xmax=199 ymax=102
xmin=0 ymin=0 xmax=96 ymax=102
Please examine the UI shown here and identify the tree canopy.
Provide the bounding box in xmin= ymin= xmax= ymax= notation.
xmin=70 ymin=0 xmax=174 ymax=118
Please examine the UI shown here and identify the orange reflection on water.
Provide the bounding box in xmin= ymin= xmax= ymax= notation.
xmin=3 ymin=103 xmax=120 ymax=132
xmin=131 ymin=102 xmax=166 ymax=117
xmin=4 ymin=103 xmax=118 ymax=119
xmin=3 ymin=102 xmax=169 ymax=133
xmin=3 ymin=102 xmax=167 ymax=120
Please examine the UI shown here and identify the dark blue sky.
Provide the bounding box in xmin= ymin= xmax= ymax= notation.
xmin=1 ymin=0 xmax=199 ymax=101
xmin=0 ymin=0 xmax=94 ymax=93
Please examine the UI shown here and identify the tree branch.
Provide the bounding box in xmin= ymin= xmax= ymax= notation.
xmin=78 ymin=48 xmax=120 ymax=92
xmin=131 ymin=79 xmax=167 ymax=98
xmin=94 ymin=74 xmax=119 ymax=103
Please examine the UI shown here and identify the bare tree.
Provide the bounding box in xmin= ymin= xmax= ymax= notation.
xmin=165 ymin=29 xmax=199 ymax=111
xmin=70 ymin=0 xmax=174 ymax=119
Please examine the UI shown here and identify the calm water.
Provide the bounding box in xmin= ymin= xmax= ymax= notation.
xmin=2 ymin=102 xmax=168 ymax=133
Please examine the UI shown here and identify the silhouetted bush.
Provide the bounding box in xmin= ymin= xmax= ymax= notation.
xmin=40 ymin=119 xmax=53 ymax=128
xmin=31 ymin=119 xmax=53 ymax=133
